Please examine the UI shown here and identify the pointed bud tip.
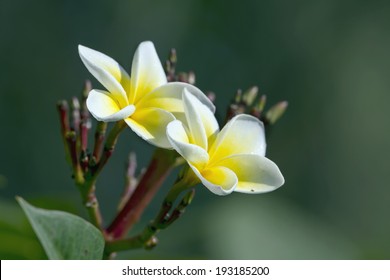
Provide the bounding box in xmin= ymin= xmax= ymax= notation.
xmin=187 ymin=71 xmax=196 ymax=84
xmin=169 ymin=48 xmax=177 ymax=63
xmin=279 ymin=101 xmax=288 ymax=108
xmin=145 ymin=236 xmax=158 ymax=250
xmin=255 ymin=94 xmax=267 ymax=113
xmin=207 ymin=91 xmax=216 ymax=103
xmin=234 ymin=89 xmax=243 ymax=103
xmin=71 ymin=97 xmax=80 ymax=110
xmin=83 ymin=80 xmax=92 ymax=95
xmin=57 ymin=100 xmax=68 ymax=109
xmin=182 ymin=189 xmax=195 ymax=205
xmin=265 ymin=100 xmax=288 ymax=124
xmin=242 ymin=86 xmax=258 ymax=106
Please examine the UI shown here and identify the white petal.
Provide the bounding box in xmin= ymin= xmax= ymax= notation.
xmin=86 ymin=90 xmax=135 ymax=122
xmin=137 ymin=83 xmax=218 ymax=140
xmin=189 ymin=164 xmax=237 ymax=196
xmin=209 ymin=114 xmax=266 ymax=163
xmin=166 ymin=120 xmax=209 ymax=169
xmin=130 ymin=41 xmax=167 ymax=104
xmin=217 ymin=154 xmax=284 ymax=194
xmin=78 ymin=45 xmax=129 ymax=107
xmin=125 ymin=107 xmax=175 ymax=148
xmin=182 ymin=89 xmax=208 ymax=149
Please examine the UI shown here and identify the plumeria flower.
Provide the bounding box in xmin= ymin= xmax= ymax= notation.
xmin=78 ymin=41 xmax=214 ymax=148
xmin=167 ymin=90 xmax=284 ymax=195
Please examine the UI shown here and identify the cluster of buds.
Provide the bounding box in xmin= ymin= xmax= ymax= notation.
xmin=57 ymin=81 xmax=114 ymax=230
xmin=165 ymin=48 xmax=216 ymax=103
xmin=226 ymin=86 xmax=288 ymax=127
xmin=165 ymin=48 xmax=196 ymax=85
xmin=56 ymin=81 xmax=130 ymax=188
xmin=57 ymin=81 xmax=93 ymax=182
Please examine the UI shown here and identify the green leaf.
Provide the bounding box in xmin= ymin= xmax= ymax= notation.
xmin=0 ymin=198 xmax=46 ymax=259
xmin=16 ymin=197 xmax=105 ymax=260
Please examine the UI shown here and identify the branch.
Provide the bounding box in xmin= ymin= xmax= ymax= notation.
xmin=105 ymin=148 xmax=179 ymax=239
xmin=105 ymin=186 xmax=196 ymax=253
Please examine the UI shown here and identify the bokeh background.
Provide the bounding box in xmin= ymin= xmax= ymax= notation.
xmin=1 ymin=0 xmax=390 ymax=259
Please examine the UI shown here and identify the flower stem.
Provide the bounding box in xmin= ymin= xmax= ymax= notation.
xmin=79 ymin=120 xmax=126 ymax=230
xmin=57 ymin=88 xmax=126 ymax=232
xmin=57 ymin=101 xmax=72 ymax=166
xmin=105 ymin=174 xmax=197 ymax=253
xmin=90 ymin=120 xmax=126 ymax=177
xmin=117 ymin=152 xmax=139 ymax=211
xmin=92 ymin=122 xmax=107 ymax=164
xmin=105 ymin=148 xmax=178 ymax=239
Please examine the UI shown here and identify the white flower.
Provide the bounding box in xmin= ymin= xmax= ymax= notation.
xmin=78 ymin=41 xmax=214 ymax=148
xmin=167 ymin=90 xmax=285 ymax=195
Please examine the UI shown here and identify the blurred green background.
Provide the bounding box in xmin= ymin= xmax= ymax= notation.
xmin=1 ymin=0 xmax=390 ymax=259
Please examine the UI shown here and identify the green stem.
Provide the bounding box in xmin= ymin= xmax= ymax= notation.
xmin=79 ymin=120 xmax=126 ymax=230
xmin=117 ymin=152 xmax=138 ymax=211
xmin=90 ymin=120 xmax=126 ymax=177
xmin=105 ymin=171 xmax=197 ymax=253
xmin=92 ymin=122 xmax=108 ymax=164
xmin=105 ymin=148 xmax=178 ymax=239
xmin=58 ymin=95 xmax=126 ymax=232
xmin=105 ymin=235 xmax=145 ymax=252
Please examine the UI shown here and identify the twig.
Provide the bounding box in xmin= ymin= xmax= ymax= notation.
xmin=106 ymin=148 xmax=179 ymax=239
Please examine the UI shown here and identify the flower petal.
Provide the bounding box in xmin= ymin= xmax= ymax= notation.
xmin=190 ymin=165 xmax=237 ymax=195
xmin=130 ymin=41 xmax=167 ymax=104
xmin=137 ymin=83 xmax=218 ymax=140
xmin=166 ymin=120 xmax=209 ymax=169
xmin=209 ymin=114 xmax=266 ymax=163
xmin=182 ymin=89 xmax=208 ymax=149
xmin=137 ymin=82 xmax=216 ymax=114
xmin=78 ymin=45 xmax=129 ymax=107
xmin=86 ymin=90 xmax=135 ymax=122
xmin=217 ymin=154 xmax=284 ymax=193
xmin=125 ymin=107 xmax=175 ymax=148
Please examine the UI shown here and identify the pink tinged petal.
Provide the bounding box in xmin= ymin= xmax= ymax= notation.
xmin=130 ymin=41 xmax=167 ymax=104
xmin=217 ymin=154 xmax=285 ymax=194
xmin=86 ymin=90 xmax=135 ymax=122
xmin=189 ymin=165 xmax=237 ymax=196
xmin=209 ymin=114 xmax=266 ymax=163
xmin=125 ymin=107 xmax=175 ymax=149
xmin=78 ymin=45 xmax=130 ymax=107
xmin=166 ymin=120 xmax=209 ymax=169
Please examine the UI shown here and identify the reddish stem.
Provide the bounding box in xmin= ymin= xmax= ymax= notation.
xmin=80 ymin=122 xmax=88 ymax=152
xmin=92 ymin=122 xmax=107 ymax=163
xmin=57 ymin=101 xmax=70 ymax=135
xmin=106 ymin=148 xmax=177 ymax=239
xmin=117 ymin=152 xmax=138 ymax=211
xmin=66 ymin=131 xmax=79 ymax=169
